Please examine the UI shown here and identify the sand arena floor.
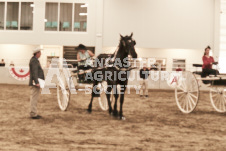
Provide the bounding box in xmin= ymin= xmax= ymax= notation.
xmin=0 ymin=84 xmax=226 ymax=150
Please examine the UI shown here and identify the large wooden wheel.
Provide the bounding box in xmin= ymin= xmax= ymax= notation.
xmin=98 ymin=81 xmax=115 ymax=111
xmin=210 ymin=87 xmax=226 ymax=112
xmin=175 ymin=71 xmax=199 ymax=113
xmin=57 ymin=71 xmax=70 ymax=111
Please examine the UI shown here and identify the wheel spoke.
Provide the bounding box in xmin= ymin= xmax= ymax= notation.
xmin=222 ymin=96 xmax=225 ymax=111
xmin=188 ymin=93 xmax=196 ymax=106
xmin=187 ymin=95 xmax=193 ymax=110
xmin=216 ymin=95 xmax=221 ymax=110
xmin=177 ymin=93 xmax=186 ymax=102
xmin=223 ymin=95 xmax=226 ymax=103
xmin=189 ymin=93 xmax=198 ymax=99
xmin=177 ymin=86 xmax=185 ymax=91
xmin=220 ymin=95 xmax=224 ymax=111
xmin=211 ymin=88 xmax=218 ymax=93
xmin=182 ymin=95 xmax=186 ymax=110
xmin=177 ymin=91 xmax=185 ymax=95
xmin=186 ymin=95 xmax=189 ymax=111
xmin=220 ymin=96 xmax=223 ymax=111
xmin=223 ymin=95 xmax=226 ymax=111
xmin=211 ymin=93 xmax=218 ymax=98
xmin=187 ymin=77 xmax=193 ymax=91
xmin=188 ymin=90 xmax=198 ymax=93
xmin=181 ymin=80 xmax=186 ymax=90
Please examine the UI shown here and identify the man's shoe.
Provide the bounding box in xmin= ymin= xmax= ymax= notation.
xmin=145 ymin=95 xmax=149 ymax=98
xmin=31 ymin=115 xmax=42 ymax=119
xmin=140 ymin=95 xmax=143 ymax=97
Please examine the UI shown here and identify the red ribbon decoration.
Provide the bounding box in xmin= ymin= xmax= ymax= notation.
xmin=11 ymin=68 xmax=30 ymax=78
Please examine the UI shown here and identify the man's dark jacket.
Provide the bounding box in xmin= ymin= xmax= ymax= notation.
xmin=29 ymin=56 xmax=44 ymax=86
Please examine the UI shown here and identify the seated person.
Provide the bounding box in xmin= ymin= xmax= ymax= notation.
xmin=201 ymin=46 xmax=219 ymax=83
xmin=76 ymin=44 xmax=94 ymax=71
xmin=9 ymin=61 xmax=14 ymax=67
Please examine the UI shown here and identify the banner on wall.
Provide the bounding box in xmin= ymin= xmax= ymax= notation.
xmin=167 ymin=71 xmax=183 ymax=88
xmin=9 ymin=66 xmax=30 ymax=81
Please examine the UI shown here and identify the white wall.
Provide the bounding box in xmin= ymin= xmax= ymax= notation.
xmin=0 ymin=44 xmax=63 ymax=67
xmin=0 ymin=0 xmax=216 ymax=50
xmin=103 ymin=0 xmax=215 ymax=49
xmin=219 ymin=50 xmax=226 ymax=73
xmin=0 ymin=0 xmax=218 ymax=51
xmin=0 ymin=44 xmax=36 ymax=66
xmin=103 ymin=47 xmax=204 ymax=71
xmin=40 ymin=45 xmax=63 ymax=67
xmin=0 ymin=0 xmax=220 ymax=71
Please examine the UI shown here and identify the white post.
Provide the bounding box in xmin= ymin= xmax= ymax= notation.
xmin=95 ymin=0 xmax=104 ymax=56
xmin=214 ymin=0 xmax=221 ymax=61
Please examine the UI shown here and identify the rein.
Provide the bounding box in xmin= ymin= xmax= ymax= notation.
xmin=109 ymin=47 xmax=136 ymax=71
xmin=93 ymin=44 xmax=136 ymax=72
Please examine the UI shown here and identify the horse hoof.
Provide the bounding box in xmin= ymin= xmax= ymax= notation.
xmin=120 ymin=116 xmax=126 ymax=120
xmin=111 ymin=112 xmax=118 ymax=118
xmin=112 ymin=111 xmax=118 ymax=117
xmin=87 ymin=109 xmax=92 ymax=113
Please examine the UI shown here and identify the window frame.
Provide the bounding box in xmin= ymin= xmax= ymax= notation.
xmin=0 ymin=1 xmax=5 ymax=30
xmin=0 ymin=0 xmax=34 ymax=32
xmin=44 ymin=1 xmax=88 ymax=33
xmin=20 ymin=1 xmax=34 ymax=31
xmin=172 ymin=58 xmax=186 ymax=71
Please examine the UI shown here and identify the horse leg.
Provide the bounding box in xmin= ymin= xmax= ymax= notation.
xmin=106 ymin=86 xmax=113 ymax=115
xmin=113 ymin=86 xmax=119 ymax=117
xmin=87 ymin=95 xmax=94 ymax=113
xmin=119 ymin=87 xmax=126 ymax=120
xmin=87 ymin=81 xmax=98 ymax=113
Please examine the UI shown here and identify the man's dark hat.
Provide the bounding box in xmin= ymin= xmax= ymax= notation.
xmin=76 ymin=44 xmax=87 ymax=50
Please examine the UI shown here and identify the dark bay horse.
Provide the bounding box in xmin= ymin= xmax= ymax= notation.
xmin=87 ymin=33 xmax=137 ymax=120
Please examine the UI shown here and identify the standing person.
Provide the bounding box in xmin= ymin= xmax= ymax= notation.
xmin=0 ymin=59 xmax=5 ymax=67
xmin=139 ymin=64 xmax=150 ymax=98
xmin=29 ymin=47 xmax=45 ymax=119
xmin=76 ymin=44 xmax=94 ymax=70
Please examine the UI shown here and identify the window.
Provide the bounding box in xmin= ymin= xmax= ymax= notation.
xmin=6 ymin=2 xmax=19 ymax=30
xmin=45 ymin=3 xmax=58 ymax=31
xmin=135 ymin=57 xmax=166 ymax=71
xmin=173 ymin=59 xmax=186 ymax=71
xmin=20 ymin=2 xmax=33 ymax=30
xmin=0 ymin=2 xmax=33 ymax=31
xmin=45 ymin=2 xmax=88 ymax=32
xmin=0 ymin=2 xmax=5 ymax=30
xmin=60 ymin=3 xmax=72 ymax=31
xmin=74 ymin=3 xmax=87 ymax=32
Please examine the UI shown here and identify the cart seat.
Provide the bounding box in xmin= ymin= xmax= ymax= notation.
xmin=211 ymin=79 xmax=226 ymax=86
xmin=193 ymin=71 xmax=202 ymax=75
xmin=193 ymin=64 xmax=202 ymax=67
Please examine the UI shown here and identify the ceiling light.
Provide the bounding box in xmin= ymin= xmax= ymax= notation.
xmin=79 ymin=13 xmax=87 ymax=16
xmin=81 ymin=4 xmax=88 ymax=8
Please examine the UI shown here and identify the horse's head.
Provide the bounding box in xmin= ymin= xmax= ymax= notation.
xmin=120 ymin=33 xmax=137 ymax=59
